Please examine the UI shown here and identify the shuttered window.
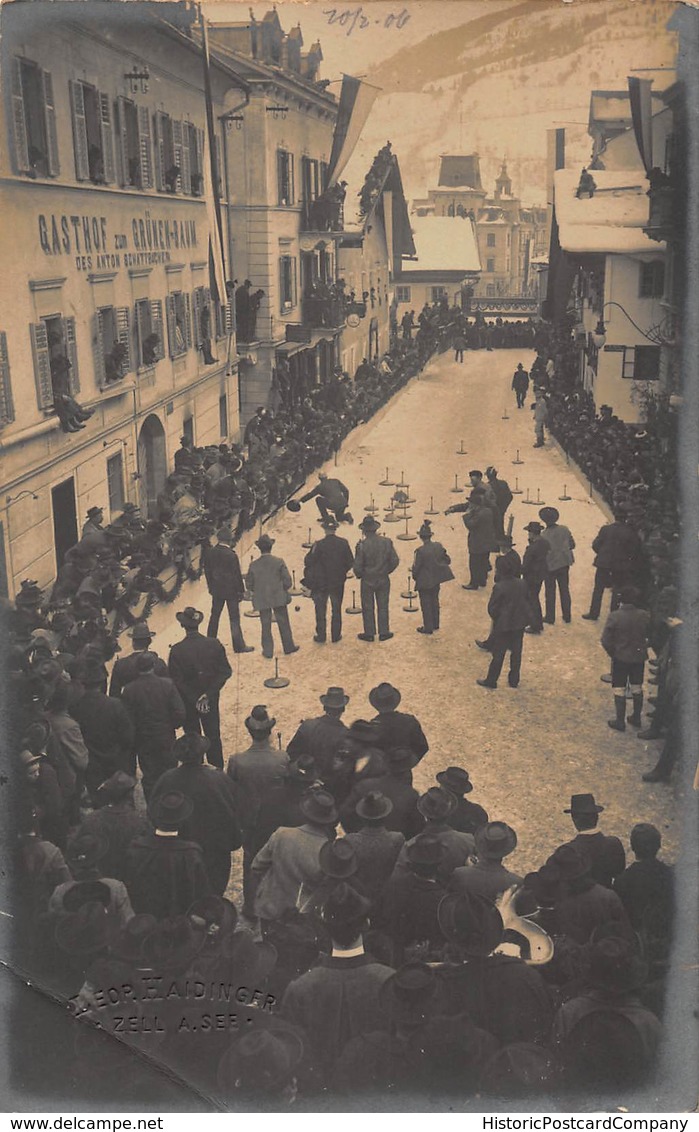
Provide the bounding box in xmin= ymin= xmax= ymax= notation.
xmin=30 ymin=315 xmax=78 ymax=411
xmin=94 ymin=306 xmax=132 ymax=386
xmin=69 ymin=80 xmax=114 ymax=184
xmin=179 ymin=122 xmax=192 ymax=194
xmin=107 ymin=451 xmax=125 ymax=514
xmin=11 ymin=57 xmax=59 ymax=178
xmin=279 ymin=256 xmax=297 ymax=312
xmin=192 ymin=285 xmax=213 ymax=346
xmin=135 ymin=298 xmax=164 ymax=367
xmin=214 ymin=300 xmax=233 ymax=339
xmin=188 ymin=125 xmax=205 ymax=196
xmin=277 ymin=150 xmax=294 ymax=205
xmin=166 ymin=292 xmax=192 ymax=357
xmin=0 ymin=333 xmax=15 ymax=426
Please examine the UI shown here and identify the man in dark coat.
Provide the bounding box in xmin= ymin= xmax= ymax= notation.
xmin=149 ymin=734 xmax=242 ymax=896
xmin=203 ymin=526 xmax=254 ymax=654
xmin=353 ymin=515 xmax=400 ymax=642
xmin=340 ymin=748 xmax=422 ymax=839
xmin=396 ymin=788 xmax=475 ymax=880
xmin=436 ymin=767 xmax=489 ymax=834
xmin=168 ymin=607 xmax=232 ymax=769
xmin=550 ymin=844 xmax=630 ymax=945
xmin=300 ymin=471 xmax=352 ymax=524
xmin=286 ymin=686 xmax=349 ymax=781
xmin=75 ymin=772 xmax=149 ymax=883
xmin=522 ymin=521 xmax=549 ymax=635
xmin=511 ymin=363 xmax=529 ymax=408
xmin=477 ymin=558 xmax=532 ymax=689
xmin=450 ymin=821 xmax=521 ymax=902
xmin=558 ymin=793 xmax=626 ymax=888
xmin=378 ymin=835 xmax=449 ymax=964
xmin=109 ymin=621 xmax=167 ymax=697
xmin=411 ymin=520 xmax=454 ymax=635
xmin=72 ymin=663 xmax=135 ymax=800
xmin=343 ymin=791 xmax=404 ymax=907
xmin=601 ymin=586 xmax=650 ymax=732
xmin=126 ymin=791 xmax=212 ymax=917
xmin=485 ymin=467 xmax=513 ymax=548
xmin=303 ymin=517 xmax=354 ymax=644
xmin=122 ymin=652 xmax=186 ymax=800
xmin=613 ymin=823 xmax=674 ymax=930
xmin=445 ymin=489 xmax=495 ymax=590
xmin=235 ymin=279 xmax=252 ymax=342
xmin=583 ymin=510 xmax=644 ymax=621
xmin=368 ymin=682 xmax=429 ymax=767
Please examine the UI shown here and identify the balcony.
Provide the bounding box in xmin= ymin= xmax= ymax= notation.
xmin=300 ymin=198 xmax=345 ymax=234
xmin=285 ymin=294 xmax=349 ymax=344
xmin=645 ymin=184 xmax=675 ymax=244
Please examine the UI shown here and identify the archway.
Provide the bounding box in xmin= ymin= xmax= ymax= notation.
xmin=138 ymin=414 xmax=167 ymax=518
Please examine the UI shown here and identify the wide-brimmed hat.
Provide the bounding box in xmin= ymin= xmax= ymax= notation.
xmin=299 ymin=788 xmax=338 ymax=826
xmin=176 ymin=607 xmax=204 ymax=629
xmin=548 ymin=843 xmax=591 ymax=881
xmin=358 ymin=515 xmax=380 ymax=533
xmin=418 ymin=521 xmax=433 ymax=539
xmin=523 ymin=863 xmax=564 ymax=907
xmin=286 ymin=753 xmax=318 ymax=784
xmin=245 ymin=704 xmax=276 ymax=733
xmin=62 ymin=880 xmax=113 ymax=913
xmin=127 ymin=620 xmax=155 ymax=640
xmin=407 ymin=833 xmax=446 ymax=868
xmin=322 ymin=881 xmax=371 ymax=927
xmin=319 ymin=837 xmax=357 ymax=879
xmin=564 ymin=792 xmax=604 ymax=816
xmin=188 ymin=896 xmax=238 ymax=948
xmin=55 ymin=901 xmax=116 ymax=956
xmin=356 ymin=790 xmax=393 ymax=823
xmin=524 ymin=521 xmax=543 ymax=535
xmin=110 ymin=914 xmax=159 ymax=963
xmin=379 ymin=962 xmax=438 ymax=1023
xmin=150 ymin=791 xmax=193 ymax=828
xmin=16 ymin=581 xmax=44 ymax=607
xmin=347 ymin=719 xmax=382 ymax=744
xmin=255 ymin=533 xmax=275 ymax=552
xmin=368 ymin=682 xmax=401 ymax=712
xmin=386 ymin=747 xmax=414 ymax=773
xmin=216 ymin=1019 xmax=305 ymax=1096
xmin=588 ymin=937 xmax=648 ymax=993
xmin=437 ymin=892 xmax=504 ymax=955
xmin=539 ymin=507 xmax=559 ymax=524
xmin=173 ymin=734 xmax=210 ymax=763
xmin=86 ymin=506 xmax=103 ymax=520
xmin=140 ymin=916 xmax=205 ymax=974
xmin=96 ymin=771 xmax=137 ymax=803
xmin=418 ymin=786 xmax=456 ymax=822
xmin=66 ymin=833 xmax=109 ymax=872
xmin=320 ymin=686 xmax=350 ymax=709
xmin=436 ymin=767 xmax=473 ymax=796
xmin=476 ymin=821 xmax=517 ymax=859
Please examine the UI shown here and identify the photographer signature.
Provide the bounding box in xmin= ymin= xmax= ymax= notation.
xmin=322 ymin=7 xmax=411 ymax=37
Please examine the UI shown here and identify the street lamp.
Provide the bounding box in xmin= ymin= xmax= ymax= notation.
xmin=124 ymin=65 xmax=150 ymax=94
xmin=225 ymin=115 xmax=244 ymax=131
xmin=266 ymin=105 xmax=289 ymax=121
xmin=590 ymin=301 xmax=674 ymax=349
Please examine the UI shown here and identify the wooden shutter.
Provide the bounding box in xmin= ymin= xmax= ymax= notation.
xmin=115 ymin=97 xmax=128 ymax=186
xmin=153 ymin=111 xmax=167 ymax=191
xmin=279 ymin=257 xmax=286 ymax=312
xmin=292 ymin=257 xmax=298 ymax=306
xmin=116 ymin=307 xmax=132 ymax=372
xmin=30 ymin=322 xmax=54 ymax=409
xmin=150 ymin=299 xmax=164 ymax=359
xmin=69 ymin=80 xmax=90 ymax=181
xmin=93 ymin=310 xmax=106 ymax=385
xmin=99 ymin=93 xmax=115 ymax=184
xmin=192 ymin=287 xmax=203 ymax=346
xmin=64 ymin=317 xmax=80 ymax=395
xmin=224 ymin=302 xmax=233 ymax=334
xmin=0 ymin=332 xmax=15 ymax=425
xmin=183 ymin=293 xmax=193 ymax=348
xmin=41 ymin=71 xmax=60 ymax=176
xmin=11 ymin=58 xmax=30 ymax=173
xmin=172 ymin=119 xmax=183 ymax=193
xmin=165 ymin=295 xmax=177 ymax=357
xmin=289 ymin=153 xmax=295 ymax=205
xmin=138 ymin=105 xmax=153 ymax=189
xmin=180 ymin=123 xmax=192 ymax=194
xmin=193 ymin=127 xmax=204 ymax=195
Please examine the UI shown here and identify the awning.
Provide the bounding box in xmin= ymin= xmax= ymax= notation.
xmin=275 ymin=342 xmax=308 ymax=357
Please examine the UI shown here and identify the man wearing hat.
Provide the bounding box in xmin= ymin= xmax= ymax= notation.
xmin=445 ymin=489 xmax=496 ymax=590
xmin=81 ymin=506 xmax=107 ymax=549
xmin=168 ymin=607 xmax=232 ymax=769
xmin=299 ymin=470 xmax=352 ymax=525
xmin=246 ymin=534 xmax=299 ymax=659
xmin=583 ymin=509 xmax=644 ymax=622
xmin=344 ymin=792 xmax=404 ymax=906
xmin=397 ymin=788 xmax=476 ymax=878
xmin=512 ymin=362 xmax=529 ymax=408
xmin=539 ymin=507 xmax=575 ymax=624
xmin=436 ymin=768 xmax=489 ymax=835
xmin=532 ymin=388 xmax=548 ymax=447
xmin=368 ymin=683 xmax=429 ymax=767
xmin=72 ymin=663 xmax=136 ymax=800
xmin=75 ymin=772 xmax=149 ymax=883
xmin=251 ymin=788 xmax=338 ymax=922
xmin=353 ymin=515 xmax=400 ymax=642
xmin=287 ymin=686 xmax=349 ymax=781
xmin=149 ymin=734 xmax=242 ymax=896
xmin=612 ymin=823 xmax=674 ymax=931
xmin=521 ymin=521 xmax=548 ymax=634
xmin=48 ymin=833 xmax=134 ymax=929
xmin=559 ymin=793 xmax=626 ymax=889
xmin=486 ymin=467 xmax=513 ymax=549
xmin=109 ymin=621 xmax=167 ymax=698
xmin=127 ymin=791 xmax=212 ymax=917
xmin=341 ymin=747 xmax=422 ymax=839
xmin=203 ymin=526 xmax=253 ymax=654
xmin=411 ymin=521 xmax=454 ymax=635
xmin=601 ymin=586 xmax=650 ymax=732
xmin=379 ymin=833 xmax=450 ymax=963
xmin=281 ymin=882 xmax=393 ymax=1075
xmin=302 ymin=517 xmax=354 ymax=644
xmin=228 ymin=706 xmax=288 ymax=919
xmin=450 ymin=821 xmax=521 ymax=902
xmin=476 ymin=554 xmax=533 ymax=689
xmin=551 ymin=844 xmax=629 ymax=944
xmin=121 ymin=652 xmax=186 ymax=800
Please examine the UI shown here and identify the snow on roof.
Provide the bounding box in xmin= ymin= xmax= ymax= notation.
xmin=554 ymin=168 xmax=664 ymax=255
xmin=402 ymin=216 xmax=481 ymax=274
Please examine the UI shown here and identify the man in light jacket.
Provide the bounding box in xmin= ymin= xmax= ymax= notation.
xmin=246 ymin=533 xmax=299 ymax=659
xmin=251 ymin=788 xmax=338 ymax=922
xmin=353 ymin=516 xmax=399 ymax=642
xmin=539 ymin=507 xmax=575 ymax=624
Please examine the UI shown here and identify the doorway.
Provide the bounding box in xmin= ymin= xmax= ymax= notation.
xmin=51 ymin=478 xmax=78 ymax=569
xmin=138 ymin=414 xmax=168 ymax=518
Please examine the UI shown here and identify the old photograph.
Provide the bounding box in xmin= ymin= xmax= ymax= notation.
xmin=0 ymin=0 xmax=697 ymax=1114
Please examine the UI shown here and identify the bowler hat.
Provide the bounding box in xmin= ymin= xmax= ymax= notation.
xmin=539 ymin=507 xmax=559 ymax=524
xmin=588 ymin=937 xmax=648 ymax=993
xmin=140 ymin=916 xmax=204 ymax=974
xmin=347 ymin=719 xmax=382 ymax=744
xmin=319 ymin=837 xmax=357 ymax=879
xmin=173 ymin=733 xmax=210 ymax=763
xmin=380 ymin=962 xmax=438 ymax=1023
xmin=127 ymin=621 xmax=155 ymax=640
xmin=121 ymin=502 xmax=140 ymax=514
xmin=523 ymin=863 xmax=564 ymax=907
xmin=548 ymin=843 xmax=591 ymax=881
xmin=476 ymin=821 xmax=517 ymax=859
xmin=322 ymin=881 xmax=370 ymax=926
xmin=299 ymin=787 xmax=338 ymax=826
xmin=469 ymin=470 xmax=484 ymax=479
xmin=216 ymin=1020 xmax=305 ymax=1096
xmin=110 ymin=914 xmax=158 ymax=963
xmin=437 ymin=892 xmax=504 ymax=955
xmin=286 ymin=753 xmax=318 ymax=784
xmin=286 ymin=499 xmax=302 ymax=513
xmin=386 ymin=747 xmax=414 ymax=772
xmin=436 ymin=767 xmax=473 ymax=796
xmin=86 ymin=506 xmax=103 ymax=520
xmin=55 ymin=901 xmax=116 ymax=956
xmin=524 ymin=521 xmax=543 ymax=535
xmin=66 ymin=833 xmax=109 ymax=872
xmin=176 ymin=606 xmax=204 ymax=629
xmin=320 ymin=686 xmax=350 ymax=709
xmin=417 ymin=786 xmax=456 ymax=822
xmin=563 ymin=792 xmax=604 ymax=816
xmin=368 ymin=682 xmax=401 ymax=712
xmin=358 ymin=515 xmax=380 ymax=533
xmin=96 ymin=771 xmax=137 ymax=803
xmin=255 ymin=533 xmax=275 ymax=552
xmin=188 ymin=896 xmax=238 ymax=947
xmin=245 ymin=704 xmax=276 ymax=733
xmin=418 ymin=521 xmax=433 ymax=539
xmin=407 ymin=833 xmax=446 ymax=868
xmin=355 ymin=790 xmax=393 ymax=822
xmin=150 ymin=791 xmax=193 ymax=828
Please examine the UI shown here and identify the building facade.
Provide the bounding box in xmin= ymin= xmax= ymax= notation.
xmin=394 ymin=215 xmax=481 ymax=316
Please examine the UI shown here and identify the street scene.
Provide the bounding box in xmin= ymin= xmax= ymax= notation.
xmin=1 ymin=0 xmax=696 ymax=1116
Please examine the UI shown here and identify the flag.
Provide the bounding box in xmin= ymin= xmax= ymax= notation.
xmin=326 ymin=75 xmax=380 ymax=188
xmin=200 ymin=11 xmax=227 ymax=304
xmin=628 ymin=76 xmax=654 ymax=173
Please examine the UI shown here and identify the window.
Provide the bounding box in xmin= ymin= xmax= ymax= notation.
xmin=214 ymin=299 xmax=233 ymax=340
xmin=94 ymin=306 xmax=132 ymax=386
xmin=486 ymin=233 xmax=496 ymax=247
xmin=277 ymin=150 xmax=295 ymax=206
xmin=396 ymin=285 xmax=411 ymax=303
xmin=135 ymin=298 xmax=164 ymax=367
xmin=107 ymin=451 xmax=125 ymax=514
xmin=11 ymin=57 xmax=59 ymax=178
xmin=69 ymin=80 xmax=115 ymax=184
xmin=185 ymin=123 xmax=205 ymax=196
xmin=154 ymin=111 xmax=177 ymax=193
xmin=622 ymin=345 xmax=660 ymax=380
xmin=486 ymin=258 xmax=495 ymax=273
xmin=639 ymin=261 xmax=665 ymax=298
xmin=192 ymin=286 xmax=212 ymax=347
xmin=486 ymin=284 xmax=496 ymax=297
xmin=30 ymin=315 xmax=79 ymax=412
xmin=430 ymin=287 xmax=447 ymax=302
xmin=0 ymin=332 xmax=15 ymax=426
xmin=279 ymin=256 xmax=297 ymax=312
xmin=219 ymin=393 xmax=228 ymax=438
xmin=166 ymin=292 xmax=192 ymax=356
xmin=115 ymin=97 xmax=153 ymax=189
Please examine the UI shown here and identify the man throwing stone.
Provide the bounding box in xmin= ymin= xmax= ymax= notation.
xmin=300 ymin=471 xmax=353 ymax=525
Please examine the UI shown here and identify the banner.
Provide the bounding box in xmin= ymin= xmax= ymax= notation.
xmin=201 ymin=12 xmax=227 ymax=304
xmin=326 ymin=74 xmax=380 ymax=188
xmin=628 ymin=76 xmax=654 ymax=173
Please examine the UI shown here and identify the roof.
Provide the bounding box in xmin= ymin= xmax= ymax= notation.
xmin=553 ymin=168 xmax=665 ymax=255
xmin=401 ymin=216 xmax=481 ymax=275
xmin=341 ymin=151 xmax=416 ymax=258
xmin=589 ymin=89 xmax=667 ymax=129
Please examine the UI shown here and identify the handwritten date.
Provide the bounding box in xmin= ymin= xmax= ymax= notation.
xmin=322 ymin=7 xmax=410 ymax=36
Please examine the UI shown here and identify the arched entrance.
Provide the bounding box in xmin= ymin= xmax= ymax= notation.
xmin=138 ymin=414 xmax=167 ymax=518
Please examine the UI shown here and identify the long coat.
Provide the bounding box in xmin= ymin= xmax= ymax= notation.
xmin=340 ymin=773 xmax=422 ymax=838
xmin=168 ymin=632 xmax=232 ymax=707
xmin=304 ymin=534 xmax=354 ymax=591
xmin=463 ymin=505 xmax=496 ymax=554
xmin=203 ymin=542 xmax=246 ymax=600
xmin=370 ymin=710 xmax=429 ymax=767
xmin=109 ymin=649 xmax=168 ymax=698
xmin=592 ymin=521 xmax=643 ymax=576
xmin=251 ymin=823 xmax=331 ymax=920
xmin=126 ymin=833 xmax=212 ymax=917
xmin=487 ymin=576 xmax=532 ymax=633
xmin=246 ymin=553 xmax=292 ymax=610
xmin=344 ymin=827 xmax=404 ymax=903
xmin=121 ymin=672 xmax=186 ymax=748
xmin=227 ymin=742 xmax=289 ymax=842
xmin=76 ymin=802 xmax=151 ymax=883
xmin=562 ymin=831 xmax=626 ymax=888
xmin=286 ymin=714 xmax=348 ymax=779
xmin=411 ymin=541 xmax=454 ymax=590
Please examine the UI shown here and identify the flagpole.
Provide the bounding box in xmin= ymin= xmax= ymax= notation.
xmin=199 ymin=4 xmax=228 ymax=293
